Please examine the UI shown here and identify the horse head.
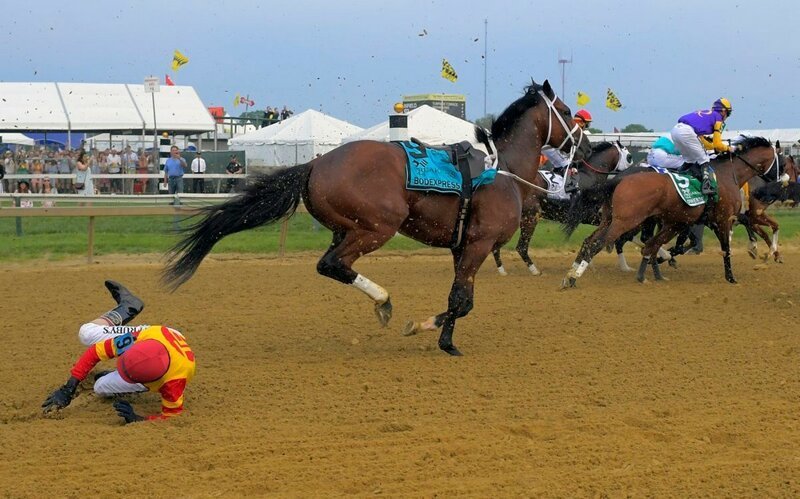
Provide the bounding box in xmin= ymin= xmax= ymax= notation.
xmin=488 ymin=80 xmax=591 ymax=166
xmin=726 ymin=136 xmax=778 ymax=181
xmin=615 ymin=140 xmax=633 ymax=171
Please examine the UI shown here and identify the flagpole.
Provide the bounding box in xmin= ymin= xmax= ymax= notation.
xmin=483 ymin=18 xmax=488 ymax=117
xmin=245 ymin=94 xmax=250 ymax=114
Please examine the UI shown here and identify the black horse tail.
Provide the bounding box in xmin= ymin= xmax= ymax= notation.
xmin=562 ymin=175 xmax=624 ymax=237
xmin=475 ymin=126 xmax=494 ymax=156
xmin=162 ymin=163 xmax=313 ymax=290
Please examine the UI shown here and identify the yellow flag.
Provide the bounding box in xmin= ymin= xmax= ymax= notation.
xmin=441 ymin=59 xmax=458 ymax=82
xmin=576 ymin=91 xmax=590 ymax=106
xmin=233 ymin=93 xmax=240 ymax=107
xmin=171 ymin=49 xmax=189 ymax=71
xmin=606 ymin=88 xmax=622 ymax=111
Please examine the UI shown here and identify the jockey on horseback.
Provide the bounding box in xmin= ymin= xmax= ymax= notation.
xmin=670 ymin=98 xmax=736 ymax=196
xmin=541 ymin=109 xmax=592 ymax=192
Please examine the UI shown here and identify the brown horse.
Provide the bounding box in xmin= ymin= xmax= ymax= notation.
xmin=739 ymin=152 xmax=798 ymax=262
xmin=163 ymin=80 xmax=592 ymax=356
xmin=561 ymin=136 xmax=777 ymax=287
xmin=491 ymin=141 xmax=631 ymax=275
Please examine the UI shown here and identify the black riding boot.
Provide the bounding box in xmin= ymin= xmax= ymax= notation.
xmin=699 ymin=162 xmax=714 ymax=195
xmin=100 ymin=280 xmax=144 ymax=326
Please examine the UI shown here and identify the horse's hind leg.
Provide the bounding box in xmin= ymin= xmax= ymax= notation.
xmin=615 ymin=229 xmax=637 ymax=272
xmin=317 ymin=229 xmax=395 ymax=327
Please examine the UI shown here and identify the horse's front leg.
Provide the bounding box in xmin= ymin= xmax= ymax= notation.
xmin=713 ymin=221 xmax=737 ymax=283
xmin=516 ymin=207 xmax=542 ymax=275
xmin=404 ymin=239 xmax=493 ymax=356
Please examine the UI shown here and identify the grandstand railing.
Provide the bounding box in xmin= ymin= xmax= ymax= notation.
xmin=0 ymin=192 xmax=305 ymax=262
xmin=2 ymin=173 xmax=246 ymax=194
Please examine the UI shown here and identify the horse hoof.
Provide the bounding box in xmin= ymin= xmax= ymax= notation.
xmin=726 ymin=276 xmax=738 ymax=284
xmin=668 ymin=258 xmax=678 ymax=269
xmin=401 ymin=320 xmax=419 ymax=337
xmin=559 ymin=276 xmax=576 ymax=289
xmin=636 ymin=275 xmax=647 ymax=283
xmin=439 ymin=343 xmax=463 ymax=356
xmin=747 ymin=248 xmax=757 ymax=259
xmin=775 ymin=254 xmax=783 ymax=263
xmin=528 ymin=264 xmax=541 ymax=276
xmin=374 ymin=299 xmax=393 ymax=327
xmin=619 ymin=265 xmax=635 ymax=272
xmin=497 ymin=265 xmax=508 ymax=276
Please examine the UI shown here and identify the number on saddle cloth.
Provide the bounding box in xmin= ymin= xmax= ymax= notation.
xmin=648 ymin=166 xmax=714 ymax=207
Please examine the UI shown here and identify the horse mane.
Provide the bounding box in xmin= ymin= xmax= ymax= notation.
xmin=590 ymin=142 xmax=614 ymax=154
xmin=716 ymin=135 xmax=772 ymax=161
xmin=490 ymin=82 xmax=544 ymax=142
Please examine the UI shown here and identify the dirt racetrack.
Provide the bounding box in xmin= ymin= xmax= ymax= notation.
xmin=1 ymin=246 xmax=799 ymax=497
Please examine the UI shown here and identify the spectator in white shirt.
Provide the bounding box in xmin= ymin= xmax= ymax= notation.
xmin=190 ymin=151 xmax=207 ymax=193
xmin=107 ymin=148 xmax=122 ymax=194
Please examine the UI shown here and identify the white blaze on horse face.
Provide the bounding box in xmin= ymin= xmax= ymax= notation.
xmin=352 ymin=274 xmax=389 ymax=304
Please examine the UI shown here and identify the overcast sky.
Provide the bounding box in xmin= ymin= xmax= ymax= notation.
xmin=3 ymin=0 xmax=798 ymax=132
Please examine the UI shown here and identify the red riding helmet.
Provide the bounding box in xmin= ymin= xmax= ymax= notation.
xmin=574 ymin=109 xmax=593 ymax=124
xmin=117 ymin=339 xmax=170 ymax=384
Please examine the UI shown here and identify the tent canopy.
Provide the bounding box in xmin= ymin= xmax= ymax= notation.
xmin=230 ymin=109 xmax=363 ymax=146
xmin=0 ymin=82 xmax=215 ymax=134
xmin=342 ymin=105 xmax=486 ymax=152
xmin=229 ymin=109 xmax=363 ymax=167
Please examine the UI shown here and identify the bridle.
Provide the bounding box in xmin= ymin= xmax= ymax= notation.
xmin=728 ymin=145 xmax=778 ymax=187
xmin=581 ymin=143 xmax=631 ymax=175
xmin=495 ymin=90 xmax=586 ymax=194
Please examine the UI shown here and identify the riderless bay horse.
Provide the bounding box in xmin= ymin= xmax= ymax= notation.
xmin=491 ymin=141 xmax=632 ymax=275
xmin=738 ymin=151 xmax=798 ymax=263
xmin=163 ymin=80 xmax=591 ymax=356
xmin=561 ymin=136 xmax=777 ymax=287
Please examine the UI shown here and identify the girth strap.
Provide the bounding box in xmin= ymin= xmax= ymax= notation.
xmin=450 ymin=143 xmax=474 ymax=250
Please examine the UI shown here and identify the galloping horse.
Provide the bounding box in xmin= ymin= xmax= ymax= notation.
xmin=491 ymin=141 xmax=632 ymax=275
xmin=738 ymin=151 xmax=798 ymax=262
xmin=163 ymin=80 xmax=591 ymax=356
xmin=561 ymin=136 xmax=777 ymax=287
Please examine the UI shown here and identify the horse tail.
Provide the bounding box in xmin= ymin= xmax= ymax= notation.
xmin=562 ymin=175 xmax=623 ymax=236
xmin=475 ymin=126 xmax=494 ymax=156
xmin=162 ymin=163 xmax=313 ymax=290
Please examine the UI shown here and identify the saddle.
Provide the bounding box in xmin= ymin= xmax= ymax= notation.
xmin=404 ymin=138 xmax=489 ymax=249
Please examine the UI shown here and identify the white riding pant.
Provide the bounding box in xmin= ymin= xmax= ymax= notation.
xmin=541 ymin=147 xmax=570 ymax=169
xmin=647 ymin=148 xmax=685 ymax=170
xmin=78 ymin=323 xmax=148 ymax=346
xmin=670 ymin=123 xmax=709 ymax=164
xmin=77 ymin=323 xmax=149 ymax=395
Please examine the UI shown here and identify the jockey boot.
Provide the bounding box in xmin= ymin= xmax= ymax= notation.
xmin=100 ymin=280 xmax=144 ymax=326
xmin=700 ymin=162 xmax=715 ymax=196
xmin=564 ymin=169 xmax=579 ymax=193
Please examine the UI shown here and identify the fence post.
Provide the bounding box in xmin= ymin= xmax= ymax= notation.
xmin=87 ymin=216 xmax=95 ymax=264
xmin=278 ymin=219 xmax=289 ymax=257
xmin=14 ymin=195 xmax=23 ymax=236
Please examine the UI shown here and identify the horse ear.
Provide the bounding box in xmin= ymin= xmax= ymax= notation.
xmin=542 ymin=80 xmax=555 ymax=99
xmin=616 ymin=140 xmax=622 ymax=147
xmin=776 ymin=140 xmax=781 ymax=149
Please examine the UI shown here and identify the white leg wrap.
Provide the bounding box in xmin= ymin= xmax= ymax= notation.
xmin=352 ymin=274 xmax=389 ymax=303
xmin=93 ymin=370 xmax=148 ymax=397
xmin=528 ymin=263 xmax=541 ymax=275
xmin=617 ymin=252 xmax=631 ymax=270
xmin=574 ymin=260 xmax=590 ymax=278
xmin=657 ymin=247 xmax=670 ymax=260
xmin=497 ymin=265 xmax=507 ymax=276
xmin=749 ymin=239 xmax=757 ymax=251
xmin=771 ymin=231 xmax=779 ymax=253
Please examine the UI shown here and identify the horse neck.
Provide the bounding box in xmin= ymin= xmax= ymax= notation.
xmin=497 ymin=131 xmax=545 ymax=186
xmin=718 ymin=152 xmax=771 ymax=188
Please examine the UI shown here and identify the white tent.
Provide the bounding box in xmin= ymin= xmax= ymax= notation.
xmin=343 ymin=105 xmax=486 ymax=152
xmin=229 ymin=109 xmax=363 ymax=167
xmin=0 ymin=82 xmax=215 ymax=134
xmin=1 ymin=133 xmax=35 ymax=146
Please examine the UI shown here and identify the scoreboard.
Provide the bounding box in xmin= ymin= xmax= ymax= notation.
xmin=402 ymin=94 xmax=466 ymax=120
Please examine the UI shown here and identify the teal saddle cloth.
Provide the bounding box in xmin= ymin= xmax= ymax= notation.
xmin=398 ymin=140 xmax=496 ymax=195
